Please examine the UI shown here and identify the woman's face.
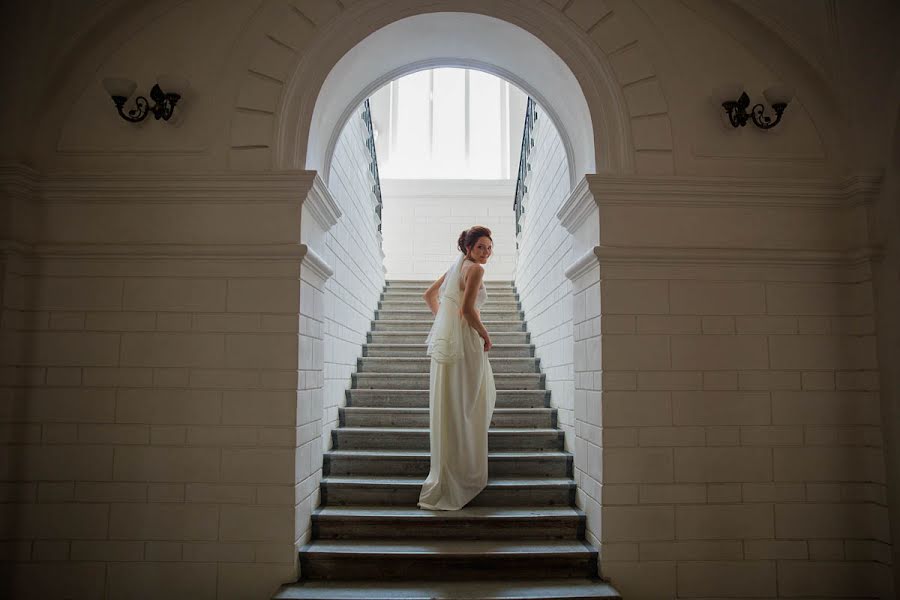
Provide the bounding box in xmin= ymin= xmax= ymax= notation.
xmin=467 ymin=236 xmax=493 ymax=264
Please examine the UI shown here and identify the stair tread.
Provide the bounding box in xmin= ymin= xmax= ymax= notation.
xmin=365 ymin=343 xmax=532 ymax=348
xmin=302 ymin=539 xmax=593 ymax=555
xmin=332 ymin=427 xmax=562 ymax=435
xmin=315 ymin=506 xmax=581 ymax=518
xmin=274 ymin=578 xmax=620 ymax=600
xmin=323 ymin=476 xmax=573 ymax=486
xmin=326 ymin=450 xmax=570 ymax=458
xmin=361 ymin=357 xmax=536 ymax=361
xmin=342 ymin=407 xmax=552 ymax=413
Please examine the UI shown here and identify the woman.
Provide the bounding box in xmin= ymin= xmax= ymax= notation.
xmin=417 ymin=226 xmax=497 ymax=511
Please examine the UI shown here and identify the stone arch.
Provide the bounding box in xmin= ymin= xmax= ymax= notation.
xmin=226 ymin=0 xmax=676 ymax=177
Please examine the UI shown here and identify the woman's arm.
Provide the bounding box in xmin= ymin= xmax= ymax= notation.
xmin=460 ymin=264 xmax=492 ymax=351
xmin=423 ymin=273 xmax=446 ymax=316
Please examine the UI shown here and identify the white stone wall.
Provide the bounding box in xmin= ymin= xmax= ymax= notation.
xmin=560 ymin=175 xmax=893 ymax=599
xmin=321 ymin=105 xmax=385 ymax=458
xmin=0 ymin=168 xmax=326 ymax=599
xmin=380 ymin=179 xmax=516 ymax=281
xmin=513 ymin=110 xmax=577 ymax=458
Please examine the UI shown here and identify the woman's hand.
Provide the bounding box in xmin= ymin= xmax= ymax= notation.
xmin=481 ymin=332 xmax=492 ymax=352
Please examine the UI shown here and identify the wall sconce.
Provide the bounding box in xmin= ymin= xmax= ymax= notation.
xmin=717 ymin=83 xmax=794 ymax=130
xmin=102 ymin=76 xmax=187 ymax=123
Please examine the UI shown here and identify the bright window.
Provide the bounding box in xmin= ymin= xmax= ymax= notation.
xmin=369 ymin=68 xmax=522 ymax=179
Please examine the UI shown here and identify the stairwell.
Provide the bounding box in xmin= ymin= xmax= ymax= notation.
xmin=274 ymin=280 xmax=620 ymax=599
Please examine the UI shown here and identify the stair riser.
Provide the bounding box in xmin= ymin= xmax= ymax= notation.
xmin=332 ymin=431 xmax=564 ymax=451
xmin=323 ymin=456 xmax=571 ymax=478
xmin=365 ymin=346 xmax=533 ymax=358
xmin=321 ymin=484 xmax=575 ymax=507
xmin=357 ymin=358 xmax=539 ymax=374
xmin=312 ymin=516 xmax=583 ymax=540
xmin=346 ymin=390 xmax=549 ymax=409
xmin=372 ymin=321 xmax=526 ymax=332
xmin=340 ymin=410 xmax=555 ymax=428
xmin=299 ymin=553 xmax=596 ymax=581
xmin=379 ymin=301 xmax=520 ymax=310
xmin=368 ymin=332 xmax=529 ymax=344
xmin=386 ymin=283 xmax=514 ymax=290
xmin=375 ymin=311 xmax=524 ymax=321
xmin=353 ymin=374 xmax=544 ymax=390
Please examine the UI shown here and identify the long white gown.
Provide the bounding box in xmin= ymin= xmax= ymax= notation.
xmin=418 ymin=256 xmax=497 ymax=511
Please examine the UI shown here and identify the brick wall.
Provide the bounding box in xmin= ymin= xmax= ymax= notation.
xmin=0 ymin=168 xmax=324 ymax=599
xmin=563 ymin=175 xmax=893 ymax=599
xmin=380 ymin=179 xmax=517 ymax=281
xmin=513 ymin=108 xmax=579 ymax=475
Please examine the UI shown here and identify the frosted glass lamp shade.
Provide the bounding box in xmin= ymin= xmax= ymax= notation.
xmin=763 ymin=84 xmax=794 ymax=106
xmin=102 ymin=77 xmax=136 ymax=99
xmin=156 ymin=74 xmax=189 ymax=96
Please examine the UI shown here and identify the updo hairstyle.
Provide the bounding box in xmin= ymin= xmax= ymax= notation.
xmin=457 ymin=226 xmax=493 ymax=255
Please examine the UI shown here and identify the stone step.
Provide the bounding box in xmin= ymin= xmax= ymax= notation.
xmin=345 ymin=389 xmax=550 ymax=409
xmin=323 ymin=451 xmax=572 ymax=478
xmin=312 ymin=506 xmax=584 ymax=540
xmin=387 ymin=280 xmax=515 ymax=289
xmin=382 ymin=291 xmax=519 ymax=302
xmin=364 ymin=343 xmax=534 ymax=358
xmin=368 ymin=331 xmax=530 ymax=345
xmin=340 ymin=407 xmax=556 ymax=428
xmin=332 ymin=427 xmax=564 ymax=451
xmin=273 ymin=577 xmax=621 ymax=600
xmin=375 ymin=309 xmax=524 ymax=322
xmin=297 ymin=539 xmax=597 ymax=580
xmin=352 ymin=372 xmax=544 ymax=390
xmin=320 ymin=476 xmax=576 ymax=507
xmin=379 ymin=300 xmax=521 ymax=311
xmin=357 ymin=357 xmax=540 ymax=374
xmin=373 ymin=320 xmax=526 ymax=332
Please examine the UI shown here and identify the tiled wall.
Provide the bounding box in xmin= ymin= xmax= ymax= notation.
xmin=380 ymin=179 xmax=517 ymax=281
xmin=513 ymin=110 xmax=578 ymax=458
xmin=563 ymin=175 xmax=893 ymax=599
xmin=320 ymin=104 xmax=385 ymax=473
xmin=0 ymin=168 xmax=320 ymax=599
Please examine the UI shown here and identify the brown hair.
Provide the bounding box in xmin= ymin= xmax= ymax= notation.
xmin=457 ymin=226 xmax=493 ymax=255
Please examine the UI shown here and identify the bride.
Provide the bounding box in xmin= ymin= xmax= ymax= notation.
xmin=418 ymin=226 xmax=497 ymax=511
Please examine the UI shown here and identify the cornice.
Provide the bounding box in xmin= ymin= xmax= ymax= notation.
xmin=298 ymin=243 xmax=335 ymax=281
xmin=557 ymin=176 xmax=595 ymax=234
xmin=39 ymin=170 xmax=319 ymax=203
xmin=4 ymin=242 xmax=310 ymax=260
xmin=0 ymin=162 xmax=41 ymax=202
xmin=564 ymin=247 xmax=601 ymax=281
xmin=582 ymin=173 xmax=882 ymax=208
xmin=305 ymin=174 xmax=342 ymax=232
xmin=592 ymin=244 xmax=882 ymax=267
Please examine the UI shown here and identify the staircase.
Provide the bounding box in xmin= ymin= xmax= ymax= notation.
xmin=274 ymin=280 xmax=620 ymax=599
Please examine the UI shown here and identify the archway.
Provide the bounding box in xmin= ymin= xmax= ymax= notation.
xmin=279 ymin=7 xmax=632 ymax=574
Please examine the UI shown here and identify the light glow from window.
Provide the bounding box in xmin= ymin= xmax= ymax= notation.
xmin=368 ymin=68 xmax=524 ymax=179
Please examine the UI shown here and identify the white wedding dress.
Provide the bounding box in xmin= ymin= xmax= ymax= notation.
xmin=417 ymin=255 xmax=497 ymax=511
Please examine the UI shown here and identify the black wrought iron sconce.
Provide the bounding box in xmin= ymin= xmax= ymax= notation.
xmin=718 ymin=84 xmax=794 ymax=130
xmin=102 ymin=76 xmax=187 ymax=123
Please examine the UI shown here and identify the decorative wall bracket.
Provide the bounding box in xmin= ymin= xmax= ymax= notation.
xmin=718 ymin=84 xmax=793 ymax=130
xmin=102 ymin=77 xmax=187 ymax=123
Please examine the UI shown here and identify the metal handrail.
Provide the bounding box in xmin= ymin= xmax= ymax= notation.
xmin=362 ymin=99 xmax=383 ymax=233
xmin=513 ymin=98 xmax=536 ymax=247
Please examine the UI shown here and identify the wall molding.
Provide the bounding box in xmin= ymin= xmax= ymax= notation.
xmin=299 ymin=243 xmax=334 ymax=282
xmin=591 ymin=244 xmax=882 ymax=267
xmin=582 ymin=173 xmax=883 ymax=208
xmin=2 ymin=242 xmax=311 ymax=260
xmin=564 ymin=246 xmax=601 ymax=281
xmin=304 ymin=174 xmax=342 ymax=231
xmin=557 ymin=176 xmax=594 ymax=234
xmin=37 ymin=170 xmax=319 ymax=203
